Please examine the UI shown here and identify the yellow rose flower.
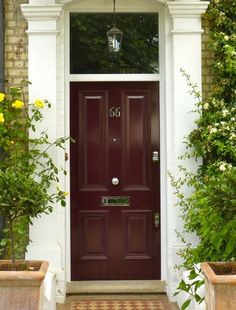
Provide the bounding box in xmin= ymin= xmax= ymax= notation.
xmin=0 ymin=93 xmax=5 ymax=102
xmin=0 ymin=112 xmax=5 ymax=123
xmin=63 ymin=192 xmax=69 ymax=196
xmin=12 ymin=99 xmax=24 ymax=109
xmin=34 ymin=99 xmax=45 ymax=109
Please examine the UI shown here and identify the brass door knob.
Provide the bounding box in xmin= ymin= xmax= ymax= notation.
xmin=112 ymin=177 xmax=119 ymax=185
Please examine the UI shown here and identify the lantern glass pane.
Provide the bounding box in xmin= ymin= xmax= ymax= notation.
xmin=70 ymin=13 xmax=159 ymax=74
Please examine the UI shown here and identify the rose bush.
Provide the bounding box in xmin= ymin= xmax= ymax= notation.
xmin=0 ymin=81 xmax=69 ymax=264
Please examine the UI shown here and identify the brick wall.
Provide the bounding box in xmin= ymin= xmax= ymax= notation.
xmin=4 ymin=0 xmax=28 ymax=90
xmin=201 ymin=17 xmax=214 ymax=101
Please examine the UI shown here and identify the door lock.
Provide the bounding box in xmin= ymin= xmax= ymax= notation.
xmin=152 ymin=151 xmax=159 ymax=162
xmin=154 ymin=212 xmax=160 ymax=228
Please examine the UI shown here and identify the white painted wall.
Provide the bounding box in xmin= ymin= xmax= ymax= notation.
xmin=21 ymin=0 xmax=209 ymax=304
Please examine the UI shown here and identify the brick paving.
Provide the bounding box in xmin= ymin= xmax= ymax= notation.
xmin=70 ymin=299 xmax=166 ymax=309
xmin=57 ymin=295 xmax=179 ymax=310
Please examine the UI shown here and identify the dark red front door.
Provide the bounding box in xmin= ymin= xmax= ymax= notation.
xmin=70 ymin=82 xmax=160 ymax=280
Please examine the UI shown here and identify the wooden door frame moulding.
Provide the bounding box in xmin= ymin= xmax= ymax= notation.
xmin=64 ymin=1 xmax=167 ymax=286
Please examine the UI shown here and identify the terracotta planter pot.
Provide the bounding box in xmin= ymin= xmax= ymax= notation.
xmin=0 ymin=260 xmax=49 ymax=310
xmin=201 ymin=262 xmax=236 ymax=310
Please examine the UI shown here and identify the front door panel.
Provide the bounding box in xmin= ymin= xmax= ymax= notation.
xmin=70 ymin=82 xmax=160 ymax=280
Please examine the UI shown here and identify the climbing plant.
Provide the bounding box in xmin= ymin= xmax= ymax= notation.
xmin=172 ymin=1 xmax=236 ymax=309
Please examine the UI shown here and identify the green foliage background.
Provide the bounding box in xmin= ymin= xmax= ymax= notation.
xmin=172 ymin=1 xmax=236 ymax=309
xmin=175 ymin=0 xmax=236 ymax=266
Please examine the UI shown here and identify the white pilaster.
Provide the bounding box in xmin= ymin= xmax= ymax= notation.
xmin=166 ymin=0 xmax=209 ymax=299
xmin=21 ymin=3 xmax=66 ymax=302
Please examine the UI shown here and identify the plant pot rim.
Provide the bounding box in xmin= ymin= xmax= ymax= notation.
xmin=201 ymin=262 xmax=236 ymax=285
xmin=0 ymin=260 xmax=49 ymax=287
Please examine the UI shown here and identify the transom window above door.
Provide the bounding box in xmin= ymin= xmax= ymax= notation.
xmin=70 ymin=13 xmax=159 ymax=74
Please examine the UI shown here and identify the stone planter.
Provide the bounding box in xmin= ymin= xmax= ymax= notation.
xmin=201 ymin=262 xmax=236 ymax=310
xmin=0 ymin=260 xmax=49 ymax=310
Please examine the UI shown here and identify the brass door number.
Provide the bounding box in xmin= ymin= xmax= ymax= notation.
xmin=109 ymin=107 xmax=121 ymax=118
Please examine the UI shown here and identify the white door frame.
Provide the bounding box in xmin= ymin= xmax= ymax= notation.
xmin=21 ymin=0 xmax=209 ymax=302
xmin=64 ymin=0 xmax=167 ymax=283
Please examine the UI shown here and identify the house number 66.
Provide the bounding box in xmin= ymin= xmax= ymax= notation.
xmin=109 ymin=107 xmax=121 ymax=118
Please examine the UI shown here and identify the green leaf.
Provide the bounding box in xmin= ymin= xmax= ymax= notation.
xmin=177 ymin=280 xmax=188 ymax=291
xmin=61 ymin=200 xmax=66 ymax=207
xmin=181 ymin=299 xmax=191 ymax=310
xmin=194 ymin=294 xmax=202 ymax=303
xmin=189 ymin=269 xmax=198 ymax=280
xmin=18 ymin=226 xmax=26 ymax=235
xmin=210 ymin=234 xmax=222 ymax=249
xmin=195 ymin=280 xmax=205 ymax=290
xmin=225 ymin=239 xmax=235 ymax=257
xmin=0 ymin=238 xmax=9 ymax=246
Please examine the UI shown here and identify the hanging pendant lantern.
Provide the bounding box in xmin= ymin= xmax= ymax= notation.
xmin=107 ymin=26 xmax=123 ymax=52
xmin=107 ymin=0 xmax=123 ymax=52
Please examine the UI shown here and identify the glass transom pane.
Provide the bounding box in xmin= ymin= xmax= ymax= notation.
xmin=70 ymin=13 xmax=159 ymax=74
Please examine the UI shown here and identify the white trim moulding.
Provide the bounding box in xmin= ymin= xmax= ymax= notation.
xmin=69 ymin=74 xmax=160 ymax=82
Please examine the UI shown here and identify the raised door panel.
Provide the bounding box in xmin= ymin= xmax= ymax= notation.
xmin=122 ymin=210 xmax=152 ymax=260
xmin=79 ymin=211 xmax=109 ymax=260
xmin=122 ymin=91 xmax=151 ymax=191
xmin=79 ymin=91 xmax=109 ymax=191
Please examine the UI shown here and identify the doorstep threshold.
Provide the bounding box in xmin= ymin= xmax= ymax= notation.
xmin=67 ymin=280 xmax=166 ymax=294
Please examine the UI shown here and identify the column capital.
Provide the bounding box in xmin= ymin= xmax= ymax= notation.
xmin=21 ymin=4 xmax=63 ymax=20
xmin=167 ymin=1 xmax=209 ymax=34
xmin=21 ymin=4 xmax=63 ymax=35
xmin=167 ymin=1 xmax=209 ymax=18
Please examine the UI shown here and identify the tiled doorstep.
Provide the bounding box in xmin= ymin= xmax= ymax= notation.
xmin=56 ymin=294 xmax=179 ymax=310
xmin=67 ymin=280 xmax=166 ymax=294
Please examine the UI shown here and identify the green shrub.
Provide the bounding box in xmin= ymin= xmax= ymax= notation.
xmin=172 ymin=1 xmax=236 ymax=309
xmin=0 ymin=81 xmax=70 ymax=264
